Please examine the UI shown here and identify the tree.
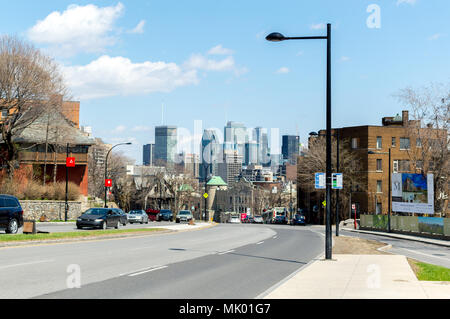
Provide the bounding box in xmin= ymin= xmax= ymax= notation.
xmin=396 ymin=83 xmax=450 ymax=215
xmin=297 ymin=136 xmax=366 ymax=222
xmin=0 ymin=35 xmax=66 ymax=178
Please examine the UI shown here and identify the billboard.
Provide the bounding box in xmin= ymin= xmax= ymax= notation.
xmin=392 ymin=173 xmax=434 ymax=214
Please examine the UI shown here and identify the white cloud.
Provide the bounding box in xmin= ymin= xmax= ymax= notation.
xmin=276 ymin=67 xmax=290 ymax=74
xmin=114 ymin=125 xmax=127 ymax=133
xmin=428 ymin=33 xmax=444 ymax=41
xmin=310 ymin=23 xmax=326 ymax=30
xmin=184 ymin=54 xmax=235 ymax=71
xmin=129 ymin=20 xmax=146 ymax=34
xmin=131 ymin=126 xmax=152 ymax=132
xmin=27 ymin=2 xmax=124 ymax=56
xmin=340 ymin=56 xmax=351 ymax=62
xmin=62 ymin=55 xmax=199 ymax=100
xmin=396 ymin=0 xmax=417 ymax=5
xmin=208 ymin=44 xmax=234 ymax=55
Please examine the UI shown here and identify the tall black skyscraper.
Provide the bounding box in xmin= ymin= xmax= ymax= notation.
xmin=143 ymin=143 xmax=154 ymax=166
xmin=282 ymin=135 xmax=300 ymax=165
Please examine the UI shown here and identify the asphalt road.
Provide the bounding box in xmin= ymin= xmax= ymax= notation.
xmin=338 ymin=228 xmax=450 ymax=268
xmin=0 ymin=224 xmax=324 ymax=299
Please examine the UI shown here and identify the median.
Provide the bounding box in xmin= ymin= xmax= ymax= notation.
xmin=0 ymin=228 xmax=168 ymax=246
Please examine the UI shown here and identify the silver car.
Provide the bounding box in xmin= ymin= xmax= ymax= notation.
xmin=176 ymin=210 xmax=193 ymax=223
xmin=127 ymin=210 xmax=149 ymax=224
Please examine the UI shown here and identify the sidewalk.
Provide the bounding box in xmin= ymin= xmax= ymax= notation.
xmin=263 ymin=254 xmax=450 ymax=299
xmin=341 ymin=226 xmax=450 ymax=248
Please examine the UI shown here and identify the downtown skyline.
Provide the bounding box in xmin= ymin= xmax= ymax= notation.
xmin=0 ymin=0 xmax=448 ymax=163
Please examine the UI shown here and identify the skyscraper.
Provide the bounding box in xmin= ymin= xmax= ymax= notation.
xmin=154 ymin=126 xmax=177 ymax=165
xmin=200 ymin=129 xmax=221 ymax=180
xmin=224 ymin=121 xmax=248 ymax=157
xmin=245 ymin=141 xmax=258 ymax=165
xmin=282 ymin=135 xmax=300 ymax=165
xmin=218 ymin=150 xmax=243 ymax=186
xmin=253 ymin=127 xmax=270 ymax=166
xmin=143 ymin=143 xmax=155 ymax=166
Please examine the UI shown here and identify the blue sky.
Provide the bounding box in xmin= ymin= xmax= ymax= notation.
xmin=1 ymin=0 xmax=449 ymax=163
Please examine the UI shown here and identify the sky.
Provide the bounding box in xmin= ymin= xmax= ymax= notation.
xmin=1 ymin=0 xmax=449 ymax=163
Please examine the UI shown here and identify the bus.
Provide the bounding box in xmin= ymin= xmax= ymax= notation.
xmin=262 ymin=207 xmax=287 ymax=224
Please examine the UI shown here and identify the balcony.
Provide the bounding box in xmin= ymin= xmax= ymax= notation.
xmin=19 ymin=151 xmax=88 ymax=165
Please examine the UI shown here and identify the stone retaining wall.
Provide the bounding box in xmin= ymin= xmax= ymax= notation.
xmin=20 ymin=200 xmax=82 ymax=221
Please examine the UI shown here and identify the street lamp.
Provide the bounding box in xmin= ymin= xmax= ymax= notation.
xmin=368 ymin=148 xmax=391 ymax=233
xmin=309 ymin=129 xmax=340 ymax=236
xmin=268 ymin=24 xmax=333 ymax=259
xmin=104 ymin=142 xmax=132 ymax=208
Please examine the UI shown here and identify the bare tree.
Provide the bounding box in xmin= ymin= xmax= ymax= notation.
xmin=0 ymin=35 xmax=67 ymax=178
xmin=396 ymin=83 xmax=450 ymax=215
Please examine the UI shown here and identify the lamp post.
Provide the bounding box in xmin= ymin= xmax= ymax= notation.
xmin=267 ymin=24 xmax=332 ymax=259
xmin=104 ymin=142 xmax=132 ymax=208
xmin=310 ymin=129 xmax=340 ymax=236
xmin=368 ymin=148 xmax=391 ymax=232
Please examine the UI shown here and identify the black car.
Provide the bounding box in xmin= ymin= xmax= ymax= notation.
xmin=291 ymin=214 xmax=306 ymax=226
xmin=76 ymin=208 xmax=123 ymax=230
xmin=274 ymin=215 xmax=288 ymax=224
xmin=158 ymin=209 xmax=173 ymax=221
xmin=112 ymin=208 xmax=128 ymax=226
xmin=0 ymin=195 xmax=24 ymax=234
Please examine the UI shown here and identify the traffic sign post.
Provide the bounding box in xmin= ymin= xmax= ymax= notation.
xmin=105 ymin=179 xmax=112 ymax=188
xmin=315 ymin=173 xmax=326 ymax=189
xmin=66 ymin=157 xmax=75 ymax=167
xmin=332 ymin=173 xmax=343 ymax=189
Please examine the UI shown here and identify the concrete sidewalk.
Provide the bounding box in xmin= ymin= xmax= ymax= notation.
xmin=263 ymin=254 xmax=450 ymax=299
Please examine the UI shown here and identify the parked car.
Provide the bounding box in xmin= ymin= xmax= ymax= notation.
xmin=291 ymin=214 xmax=306 ymax=226
xmin=176 ymin=210 xmax=193 ymax=223
xmin=229 ymin=215 xmax=241 ymax=224
xmin=112 ymin=208 xmax=128 ymax=226
xmin=127 ymin=210 xmax=149 ymax=224
xmin=253 ymin=215 xmax=264 ymax=224
xmin=145 ymin=209 xmax=160 ymax=222
xmin=273 ymin=215 xmax=288 ymax=224
xmin=158 ymin=209 xmax=173 ymax=221
xmin=247 ymin=216 xmax=254 ymax=223
xmin=0 ymin=195 xmax=24 ymax=234
xmin=76 ymin=208 xmax=123 ymax=230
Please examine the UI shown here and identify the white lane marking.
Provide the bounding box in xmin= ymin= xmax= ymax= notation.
xmin=218 ymin=250 xmax=235 ymax=255
xmin=0 ymin=259 xmax=54 ymax=270
xmin=256 ymin=241 xmax=264 ymax=245
xmin=127 ymin=266 xmax=168 ymax=277
xmin=401 ymin=248 xmax=450 ymax=262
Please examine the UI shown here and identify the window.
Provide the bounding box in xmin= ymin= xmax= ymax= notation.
xmin=416 ymin=160 xmax=423 ymax=171
xmin=400 ymin=137 xmax=410 ymax=150
xmin=398 ymin=160 xmax=411 ymax=172
xmin=392 ymin=137 xmax=396 ymax=147
xmin=376 ymin=159 xmax=382 ymax=171
xmin=376 ymin=136 xmax=382 ymax=149
xmin=351 ymin=138 xmax=358 ymax=149
xmin=393 ymin=160 xmax=399 ymax=173
xmin=416 ymin=138 xmax=422 ymax=148
xmin=1 ymin=109 xmax=7 ymax=119
xmin=377 ymin=180 xmax=382 ymax=193
xmin=376 ymin=202 xmax=382 ymax=214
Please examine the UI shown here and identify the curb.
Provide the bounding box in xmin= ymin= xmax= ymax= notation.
xmin=342 ymin=228 xmax=450 ymax=248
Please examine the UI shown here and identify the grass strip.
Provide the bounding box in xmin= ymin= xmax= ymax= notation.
xmin=408 ymin=259 xmax=450 ymax=281
xmin=0 ymin=228 xmax=164 ymax=242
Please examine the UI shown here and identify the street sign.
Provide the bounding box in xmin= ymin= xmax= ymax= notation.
xmin=315 ymin=173 xmax=326 ymax=189
xmin=332 ymin=173 xmax=343 ymax=189
xmin=105 ymin=179 xmax=112 ymax=187
xmin=322 ymin=200 xmax=326 ymax=207
xmin=203 ymin=193 xmax=208 ymax=199
xmin=352 ymin=204 xmax=356 ymax=210
xmin=66 ymin=157 xmax=75 ymax=167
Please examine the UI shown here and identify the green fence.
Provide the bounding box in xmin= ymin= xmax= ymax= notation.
xmin=360 ymin=215 xmax=450 ymax=237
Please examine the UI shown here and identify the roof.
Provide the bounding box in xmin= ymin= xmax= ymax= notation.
xmin=12 ymin=110 xmax=94 ymax=145
xmin=179 ymin=184 xmax=194 ymax=192
xmin=207 ymin=176 xmax=227 ymax=186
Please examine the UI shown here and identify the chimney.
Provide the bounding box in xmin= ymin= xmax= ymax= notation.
xmin=402 ymin=110 xmax=409 ymax=126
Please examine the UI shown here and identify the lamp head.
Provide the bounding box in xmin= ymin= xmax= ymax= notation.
xmin=266 ymin=32 xmax=286 ymax=42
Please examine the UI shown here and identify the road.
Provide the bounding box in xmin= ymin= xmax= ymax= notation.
xmin=0 ymin=224 xmax=324 ymax=299
xmin=338 ymin=228 xmax=450 ymax=268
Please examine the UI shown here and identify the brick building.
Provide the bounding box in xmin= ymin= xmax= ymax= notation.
xmin=301 ymin=110 xmax=446 ymax=219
